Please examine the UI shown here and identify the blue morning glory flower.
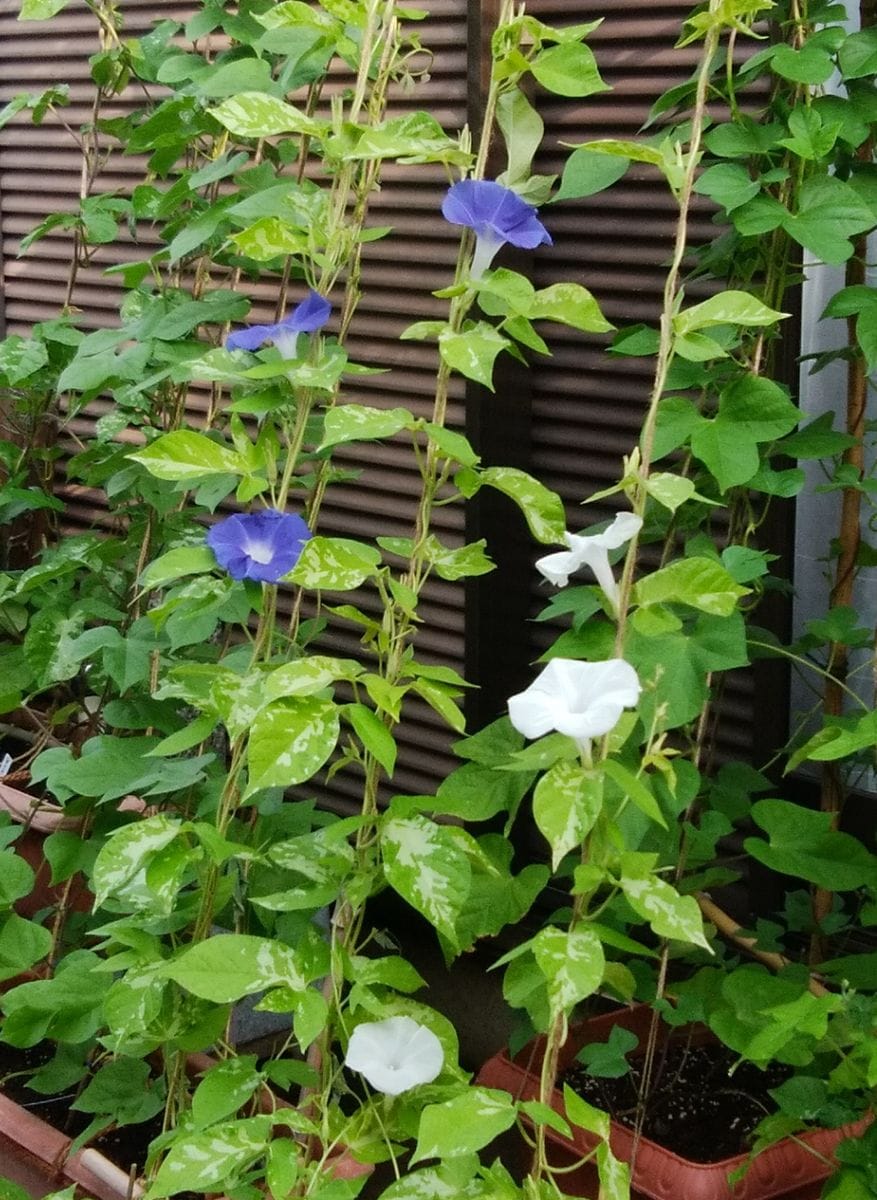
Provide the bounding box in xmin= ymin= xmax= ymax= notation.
xmin=207 ymin=509 xmax=311 ymax=583
xmin=441 ymin=180 xmax=552 ymax=279
xmin=226 ymin=290 xmax=331 ymax=358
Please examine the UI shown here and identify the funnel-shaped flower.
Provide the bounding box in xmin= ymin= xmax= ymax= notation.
xmin=207 ymin=508 xmax=311 ymax=583
xmin=345 ymin=1016 xmax=444 ymax=1097
xmin=226 ymin=290 xmax=331 ymax=358
xmin=442 ymin=180 xmax=552 ymax=280
xmin=508 ymin=658 xmax=640 ymax=751
xmin=535 ymin=512 xmax=642 ymax=613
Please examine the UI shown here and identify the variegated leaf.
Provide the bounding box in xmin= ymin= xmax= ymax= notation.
xmin=244 ymin=697 xmax=340 ymax=797
xmin=382 ymin=815 xmax=471 ymax=945
xmin=532 ymin=925 xmax=604 ymax=1013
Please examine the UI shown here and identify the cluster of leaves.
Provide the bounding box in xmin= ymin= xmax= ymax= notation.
xmin=0 ymin=0 xmax=876 ymax=1198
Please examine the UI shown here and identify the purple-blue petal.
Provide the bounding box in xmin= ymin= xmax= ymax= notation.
xmin=226 ymin=322 xmax=279 ymax=352
xmin=286 ymin=289 xmax=332 ymax=334
xmin=206 ymin=509 xmax=312 ymax=584
xmin=441 ymin=179 xmax=551 ymax=250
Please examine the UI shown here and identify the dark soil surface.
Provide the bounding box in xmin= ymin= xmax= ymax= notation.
xmin=563 ymin=1038 xmax=791 ymax=1163
xmin=0 ymin=1041 xmax=163 ymax=1175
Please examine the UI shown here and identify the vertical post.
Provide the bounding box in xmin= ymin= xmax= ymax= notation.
xmin=464 ymin=0 xmax=537 ymax=728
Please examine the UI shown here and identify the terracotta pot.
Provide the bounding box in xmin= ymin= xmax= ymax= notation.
xmin=1 ymin=781 xmax=146 ymax=919
xmin=0 ymin=1085 xmax=144 ymax=1200
xmin=476 ymin=1004 xmax=869 ymax=1200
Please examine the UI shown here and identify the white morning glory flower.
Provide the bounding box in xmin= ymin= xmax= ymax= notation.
xmin=344 ymin=1016 xmax=444 ymax=1097
xmin=508 ymin=658 xmax=641 ymax=752
xmin=535 ymin=511 xmax=643 ymax=613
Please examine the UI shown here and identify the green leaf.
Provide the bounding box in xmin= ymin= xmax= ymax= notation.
xmin=690 ymin=421 xmax=759 ymax=490
xmin=0 ymin=335 xmax=49 ymax=385
xmin=0 ymin=913 xmax=52 ymax=981
xmin=19 ymin=0 xmax=68 ymax=18
xmin=602 ymin=759 xmax=667 ymax=828
xmin=745 ymin=799 xmax=877 ymax=890
xmin=433 ymin=761 xmax=532 ymax=822
xmin=422 ymin=423 xmax=479 ymax=468
xmin=196 ymin=58 xmax=277 ymax=100
xmin=147 ymin=714 xmax=217 ymax=758
xmin=229 ymin=218 xmax=308 ymax=261
xmin=533 ymin=761 xmax=603 ymax=870
xmin=553 ymin=147 xmax=629 ymax=202
xmin=288 ymin=537 xmax=381 ymax=590
xmin=191 ymin=1057 xmax=264 ymax=1129
xmin=163 ymin=935 xmax=305 ymax=1002
xmin=319 ymin=404 xmax=414 ymax=450
xmin=413 ymin=1089 xmax=517 ymax=1161
xmin=575 ymin=1024 xmax=639 ymax=1078
xmin=675 ymin=291 xmax=788 ymax=335
xmin=517 ymin=1100 xmax=572 ymax=1139
xmin=783 ymin=177 xmax=875 ymax=265
xmin=465 ymin=466 xmax=566 ymax=544
xmin=346 ymin=703 xmax=396 ymax=776
xmin=645 ymin=473 xmax=696 ymax=512
xmin=532 ymin=925 xmax=605 ymax=1012
xmin=769 ymin=40 xmax=834 ymax=84
xmin=564 ymin=1083 xmax=609 ymax=1138
xmin=130 ymin=431 xmax=249 ymax=481
xmin=93 ymin=815 xmax=182 ymax=908
xmin=530 ymin=42 xmax=608 ymax=98
xmin=717 ymin=375 xmax=801 ymax=441
xmin=209 ymin=92 xmax=321 ymax=137
xmin=263 ymin=656 xmax=362 ymax=702
xmin=788 ymin=711 xmax=877 ymax=769
xmin=618 ymin=855 xmax=710 ymax=948
xmin=633 ymin=557 xmax=749 ymax=616
xmin=439 ymin=323 xmax=510 ymax=389
xmin=245 ymin=697 xmax=340 ymax=795
xmin=693 ymin=163 xmax=760 ymax=212
xmin=778 ymin=107 xmax=841 ymax=161
xmin=496 ymin=88 xmax=543 ymax=185
xmin=529 ymin=282 xmax=613 ymax=333
xmin=652 ymin=396 xmax=701 ymax=459
xmin=147 ymin=1115 xmax=272 ymax=1198
xmin=139 ymin=546 xmax=217 ymax=589
xmin=343 ymin=112 xmax=465 ymax=165
xmin=423 ymin=537 xmax=494 ymax=581
xmin=382 ymin=814 xmax=471 ymax=945
xmin=839 ymin=27 xmax=877 ymax=79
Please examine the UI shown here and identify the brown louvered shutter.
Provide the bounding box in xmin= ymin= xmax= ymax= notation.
xmin=466 ymin=2 xmax=763 ymax=763
xmin=0 ymin=0 xmax=471 ymax=805
xmin=0 ymin=1 xmax=777 ymax=806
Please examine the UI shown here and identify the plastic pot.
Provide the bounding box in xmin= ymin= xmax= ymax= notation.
xmin=476 ymin=1004 xmax=868 ymax=1200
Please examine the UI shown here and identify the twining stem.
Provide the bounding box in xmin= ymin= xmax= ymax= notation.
xmin=532 ymin=3 xmax=726 ymax=1186
xmin=612 ymin=2 xmax=724 ymax=658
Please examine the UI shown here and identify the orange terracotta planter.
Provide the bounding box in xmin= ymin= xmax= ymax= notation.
xmin=476 ymin=1005 xmax=869 ymax=1200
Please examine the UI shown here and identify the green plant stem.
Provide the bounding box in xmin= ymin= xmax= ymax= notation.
xmin=612 ymin=2 xmax=723 ymax=658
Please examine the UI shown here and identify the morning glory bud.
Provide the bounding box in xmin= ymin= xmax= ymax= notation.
xmin=441 ymin=179 xmax=552 ymax=280
xmin=206 ymin=509 xmax=311 ymax=583
xmin=226 ymin=289 xmax=331 ymax=359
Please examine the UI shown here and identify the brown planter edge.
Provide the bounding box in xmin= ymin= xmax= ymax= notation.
xmin=475 ymin=1005 xmax=869 ymax=1200
xmin=0 ymin=1087 xmax=142 ymax=1200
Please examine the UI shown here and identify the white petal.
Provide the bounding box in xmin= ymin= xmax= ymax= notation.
xmin=508 ymin=658 xmax=640 ymax=743
xmin=577 ymin=545 xmax=618 ymax=611
xmin=535 ymin=549 xmax=579 ymax=587
xmin=345 ymin=1016 xmax=443 ymax=1097
xmin=595 ymin=511 xmax=643 ymax=550
xmin=508 ymin=689 xmax=556 ymax=739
